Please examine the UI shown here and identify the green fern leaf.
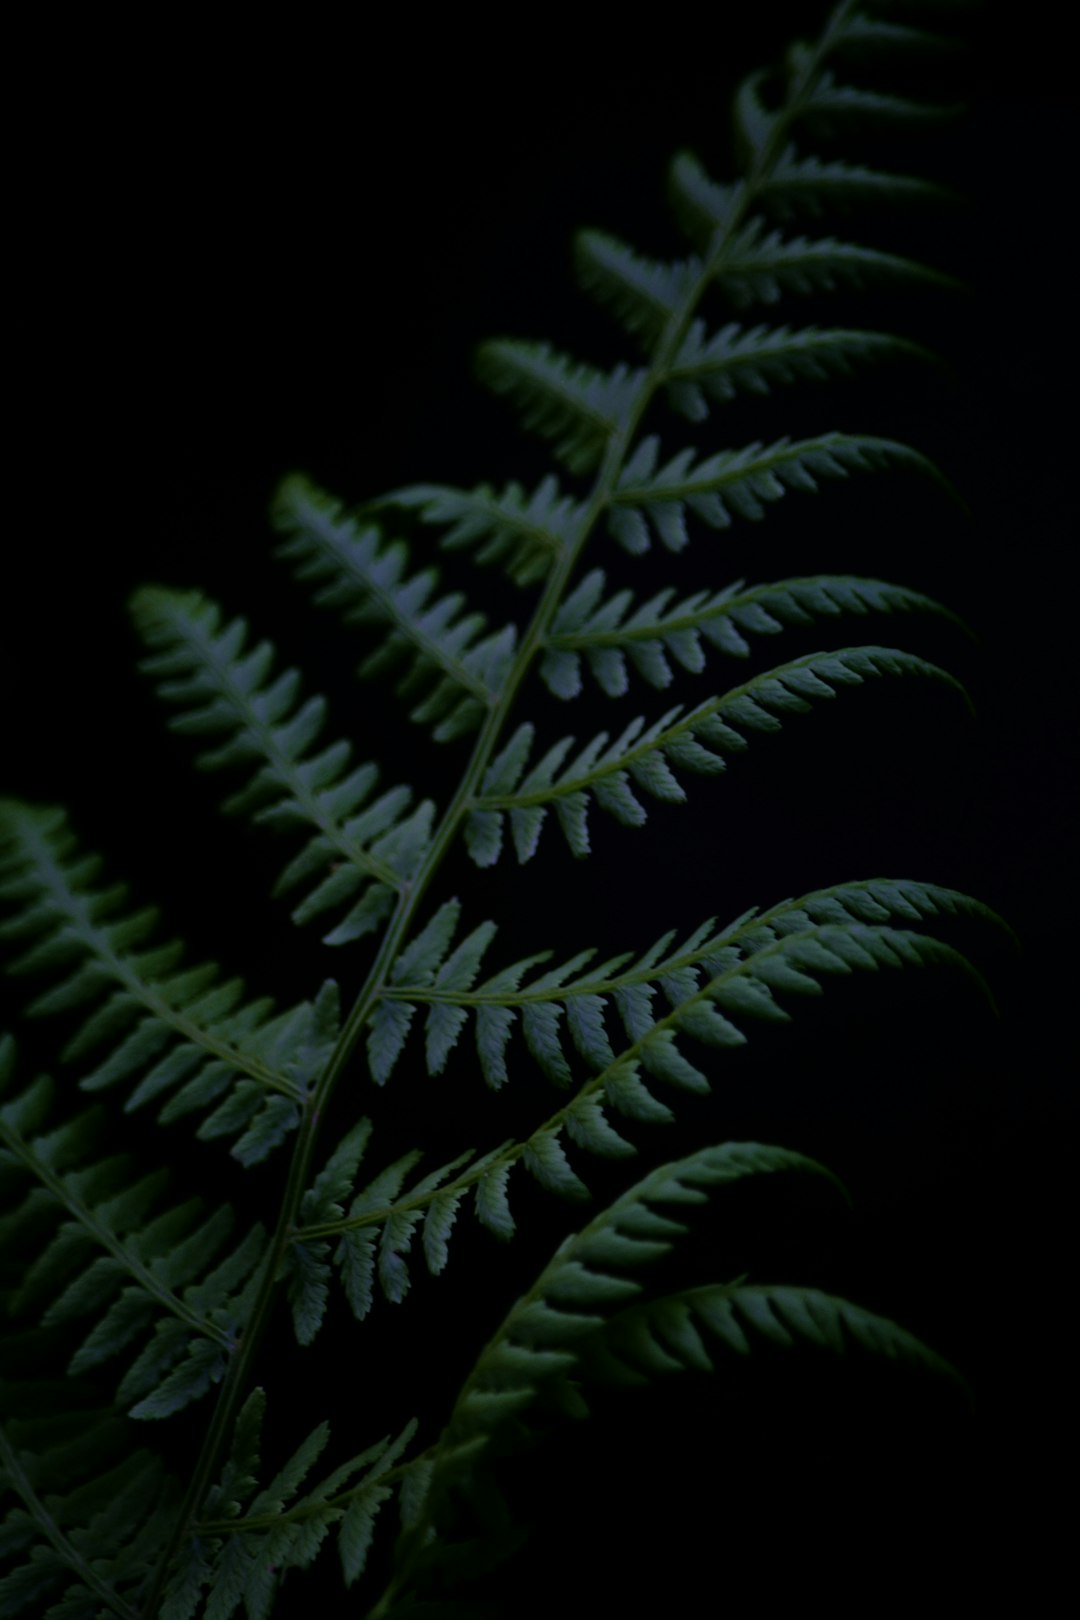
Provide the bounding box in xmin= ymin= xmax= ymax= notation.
xmin=718 ymin=219 xmax=958 ymax=307
xmin=0 ymin=805 xmax=340 ymax=1159
xmin=273 ymin=474 xmax=517 ymax=741
xmin=543 ymin=569 xmax=961 ymax=696
xmin=0 ymin=7 xmax=995 ymax=1613
xmin=386 ymin=1140 xmax=843 ymax=1588
xmin=0 ymin=1059 xmax=264 ymax=1418
xmin=575 ymin=231 xmax=698 ymax=349
xmin=473 ymin=647 xmax=965 ymax=860
xmin=476 ymin=340 xmax=643 ymax=473
xmin=801 ymin=65 xmax=959 ymax=127
xmin=585 ymin=1281 xmax=960 ymax=1386
xmin=189 ymin=1393 xmax=419 ymax=1608
xmin=607 ymin=431 xmax=945 ymax=553
xmin=664 ymin=316 xmax=932 ymax=419
xmin=382 ymin=475 xmax=582 ymax=588
xmin=760 ymin=149 xmax=953 ymax=220
xmin=366 ymin=875 xmax=994 ymax=1114
xmin=133 ymin=586 xmax=435 ymax=943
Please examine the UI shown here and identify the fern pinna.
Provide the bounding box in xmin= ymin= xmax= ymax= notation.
xmin=0 ymin=4 xmax=994 ymax=1614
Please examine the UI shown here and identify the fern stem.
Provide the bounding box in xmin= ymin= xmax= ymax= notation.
xmin=145 ymin=5 xmax=866 ymax=1606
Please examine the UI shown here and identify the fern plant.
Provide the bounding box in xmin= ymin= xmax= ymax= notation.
xmin=0 ymin=3 xmax=1001 ymax=1613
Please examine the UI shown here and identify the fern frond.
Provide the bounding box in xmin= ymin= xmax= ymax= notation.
xmin=663 ymin=316 xmax=932 ymax=421
xmin=737 ymin=874 xmax=1010 ymax=945
xmin=446 ymin=1142 xmax=836 ymax=1438
xmin=385 ymin=1139 xmax=952 ymax=1602
xmin=580 ymin=1280 xmax=958 ymax=1386
xmin=364 ymin=876 xmax=996 ymax=1101
xmin=0 ymin=7 xmax=988 ymax=1614
xmin=581 ymin=919 xmax=989 ymax=1131
xmin=162 ymin=1389 xmax=418 ymax=1617
xmin=272 ymin=474 xmax=517 ymax=741
xmin=382 ymin=474 xmax=582 ymax=588
xmin=0 ymin=1051 xmax=264 ymax=1418
xmin=758 ymin=149 xmax=953 ymax=221
xmin=368 ymin=897 xmax=739 ymax=1091
xmin=542 ymin=570 xmax=962 ymax=697
xmin=476 ymin=340 xmax=644 ymax=474
xmin=131 ymin=588 xmax=432 ymax=945
xmin=285 ymin=879 xmax=996 ymax=1322
xmin=669 ymin=154 xmax=956 ymax=296
xmin=800 ymin=65 xmax=960 ymax=128
xmin=0 ymin=1394 xmax=175 ymax=1619
xmin=717 ymin=218 xmax=958 ymax=307
xmin=604 ymin=431 xmax=943 ymax=555
xmin=470 ymin=648 xmax=965 ymax=861
xmin=0 ymin=805 xmax=339 ymax=1162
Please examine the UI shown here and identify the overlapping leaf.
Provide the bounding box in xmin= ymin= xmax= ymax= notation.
xmin=386 ymin=1137 xmax=953 ymax=1601
xmin=469 ymin=647 xmax=965 ymax=862
xmin=132 ymin=589 xmax=433 ymax=945
xmin=543 ymin=569 xmax=961 ymax=698
xmin=0 ymin=1041 xmax=264 ymax=1420
xmin=273 ymin=475 xmax=517 ymax=741
xmin=441 ymin=1142 xmax=839 ymax=1447
xmin=0 ymin=805 xmax=338 ymax=1162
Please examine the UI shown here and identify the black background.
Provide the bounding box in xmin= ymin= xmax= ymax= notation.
xmin=3 ymin=3 xmax=1074 ymax=1612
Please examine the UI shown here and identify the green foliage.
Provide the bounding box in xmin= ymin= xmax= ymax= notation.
xmin=0 ymin=5 xmax=995 ymax=1615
